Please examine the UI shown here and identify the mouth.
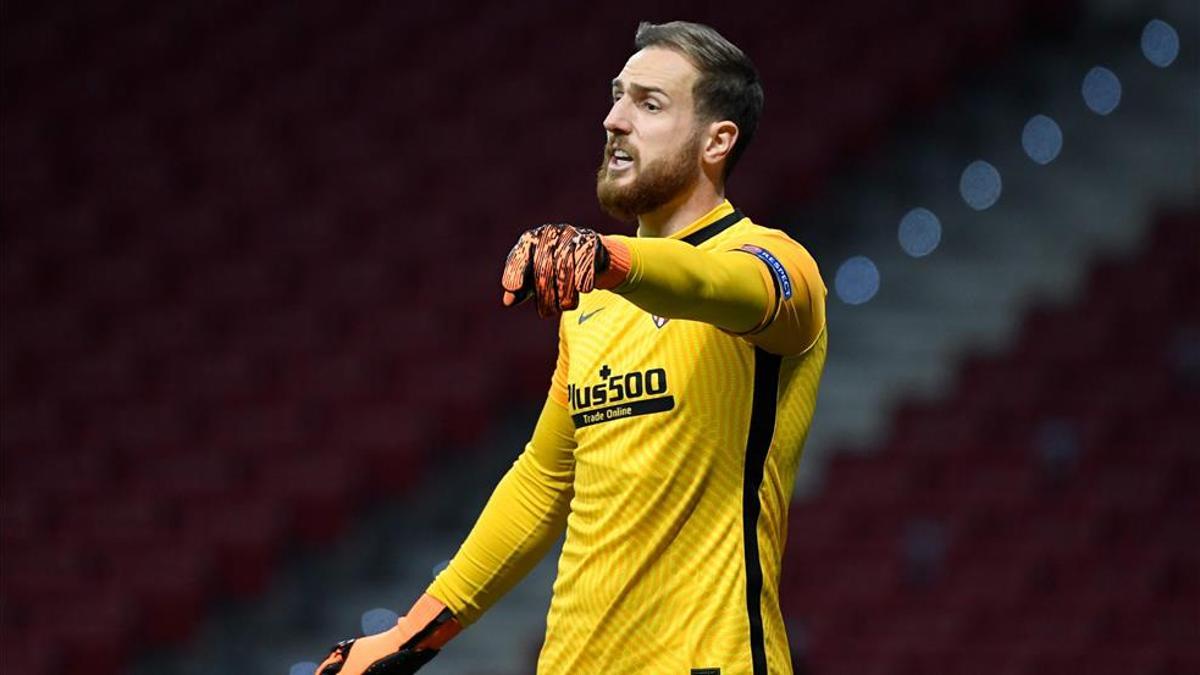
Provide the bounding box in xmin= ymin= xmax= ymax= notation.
xmin=608 ymin=148 xmax=634 ymax=172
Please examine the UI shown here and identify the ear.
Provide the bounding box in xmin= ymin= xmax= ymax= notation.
xmin=701 ymin=120 xmax=739 ymax=172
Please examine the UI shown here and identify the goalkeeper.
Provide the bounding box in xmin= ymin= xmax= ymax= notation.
xmin=315 ymin=20 xmax=827 ymax=675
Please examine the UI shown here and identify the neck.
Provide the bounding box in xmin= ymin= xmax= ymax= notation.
xmin=636 ymin=179 xmax=725 ymax=238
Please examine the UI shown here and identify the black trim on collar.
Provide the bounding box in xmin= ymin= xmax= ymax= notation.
xmin=681 ymin=210 xmax=745 ymax=246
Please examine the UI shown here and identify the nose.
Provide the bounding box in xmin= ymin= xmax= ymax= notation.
xmin=603 ymin=97 xmax=632 ymax=136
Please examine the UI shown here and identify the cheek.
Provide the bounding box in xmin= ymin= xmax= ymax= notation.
xmin=638 ymin=120 xmax=690 ymax=160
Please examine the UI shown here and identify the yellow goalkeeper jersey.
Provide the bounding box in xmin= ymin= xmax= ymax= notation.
xmin=541 ymin=203 xmax=826 ymax=674
xmin=428 ymin=200 xmax=827 ymax=675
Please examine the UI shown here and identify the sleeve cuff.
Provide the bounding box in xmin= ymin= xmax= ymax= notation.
xmin=597 ymin=235 xmax=633 ymax=290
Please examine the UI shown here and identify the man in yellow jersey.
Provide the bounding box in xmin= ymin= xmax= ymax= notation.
xmin=315 ymin=20 xmax=826 ymax=675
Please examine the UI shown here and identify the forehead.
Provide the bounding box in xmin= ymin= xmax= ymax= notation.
xmin=614 ymin=46 xmax=699 ymax=97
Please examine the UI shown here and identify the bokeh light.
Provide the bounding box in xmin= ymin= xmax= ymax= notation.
xmin=1141 ymin=19 xmax=1180 ymax=67
xmin=1081 ymin=66 xmax=1121 ymax=115
xmin=1021 ymin=114 xmax=1063 ymax=165
xmin=834 ymin=256 xmax=880 ymax=305
xmin=898 ymin=208 xmax=942 ymax=257
xmin=361 ymin=607 xmax=400 ymax=635
xmin=959 ymin=160 xmax=1002 ymax=210
xmin=1034 ymin=418 xmax=1081 ymax=482
xmin=290 ymin=663 xmax=318 ymax=675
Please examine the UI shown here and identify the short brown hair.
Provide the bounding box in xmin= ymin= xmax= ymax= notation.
xmin=634 ymin=20 xmax=764 ymax=180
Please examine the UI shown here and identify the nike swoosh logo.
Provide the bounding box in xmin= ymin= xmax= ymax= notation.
xmin=578 ymin=307 xmax=605 ymax=325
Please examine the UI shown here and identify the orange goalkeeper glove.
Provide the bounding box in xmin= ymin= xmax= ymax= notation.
xmin=501 ymin=224 xmax=631 ymax=318
xmin=314 ymin=594 xmax=461 ymax=675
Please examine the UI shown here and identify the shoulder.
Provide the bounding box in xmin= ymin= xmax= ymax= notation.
xmin=717 ymin=220 xmax=815 ymax=257
xmin=719 ymin=220 xmax=824 ymax=290
xmin=722 ymin=220 xmax=829 ymax=357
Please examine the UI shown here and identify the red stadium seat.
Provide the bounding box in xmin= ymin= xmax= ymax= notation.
xmin=178 ymin=495 xmax=290 ymax=597
xmin=0 ymin=630 xmax=58 ymax=675
xmin=96 ymin=545 xmax=214 ymax=644
xmin=25 ymin=588 xmax=135 ymax=675
xmin=253 ymin=452 xmax=365 ymax=545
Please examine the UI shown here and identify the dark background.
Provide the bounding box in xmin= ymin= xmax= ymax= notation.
xmin=2 ymin=0 xmax=1197 ymax=673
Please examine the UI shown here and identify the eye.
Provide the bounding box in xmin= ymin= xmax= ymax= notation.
xmin=642 ymin=100 xmax=661 ymax=112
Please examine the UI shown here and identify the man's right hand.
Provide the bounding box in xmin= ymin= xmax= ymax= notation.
xmin=314 ymin=594 xmax=461 ymax=675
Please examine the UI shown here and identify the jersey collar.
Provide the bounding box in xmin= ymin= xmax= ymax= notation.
xmin=667 ymin=199 xmax=746 ymax=246
xmin=651 ymin=199 xmax=734 ymax=241
xmin=633 ymin=200 xmax=745 ymax=245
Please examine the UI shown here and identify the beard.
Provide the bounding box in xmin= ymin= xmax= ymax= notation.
xmin=596 ymin=131 xmax=702 ymax=222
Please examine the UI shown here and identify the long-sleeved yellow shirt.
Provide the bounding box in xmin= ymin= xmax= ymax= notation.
xmin=428 ymin=200 xmax=827 ymax=674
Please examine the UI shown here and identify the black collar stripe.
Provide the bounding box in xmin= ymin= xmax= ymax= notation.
xmin=681 ymin=210 xmax=746 ymax=246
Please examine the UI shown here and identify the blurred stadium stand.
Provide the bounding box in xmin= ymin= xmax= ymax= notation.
xmin=792 ymin=1 xmax=1197 ymax=496
xmin=1 ymin=0 xmax=1195 ymax=674
xmin=786 ymin=209 xmax=1199 ymax=674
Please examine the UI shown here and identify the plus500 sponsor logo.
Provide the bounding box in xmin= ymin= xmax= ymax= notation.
xmin=568 ymin=365 xmax=668 ymax=411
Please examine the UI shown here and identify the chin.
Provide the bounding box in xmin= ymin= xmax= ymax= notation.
xmin=605 ymin=169 xmax=636 ymax=185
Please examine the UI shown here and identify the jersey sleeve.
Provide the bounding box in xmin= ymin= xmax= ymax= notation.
xmin=605 ymin=234 xmax=774 ymax=334
xmin=602 ymin=230 xmax=825 ymax=355
xmin=724 ymin=230 xmax=826 ymax=356
xmin=425 ymin=395 xmax=576 ymax=626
